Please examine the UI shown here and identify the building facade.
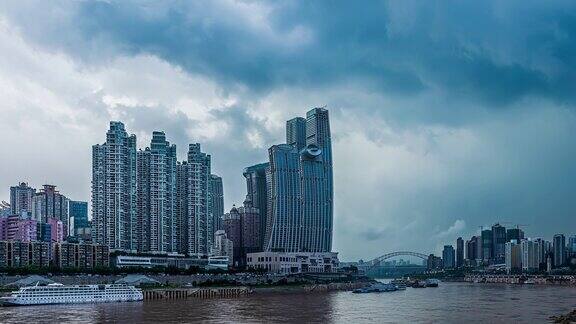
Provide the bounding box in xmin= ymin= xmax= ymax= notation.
xmin=32 ymin=185 xmax=69 ymax=238
xmin=136 ymin=131 xmax=177 ymax=253
xmin=69 ymin=200 xmax=89 ymax=234
xmin=10 ymin=183 xmax=35 ymax=217
xmin=265 ymin=107 xmax=334 ymax=253
xmin=553 ymin=234 xmax=566 ymax=268
xmin=456 ymin=237 xmax=464 ymax=268
xmin=92 ymin=121 xmax=137 ymax=251
xmin=243 ymin=162 xmax=269 ymax=249
xmin=209 ymin=174 xmax=224 ymax=233
xmin=246 ymin=251 xmax=339 ymax=274
xmin=442 ymin=245 xmax=455 ymax=269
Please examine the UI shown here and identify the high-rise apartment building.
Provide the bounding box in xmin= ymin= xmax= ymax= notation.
xmin=521 ymin=239 xmax=539 ymax=272
xmin=176 ymin=144 xmax=212 ymax=256
xmin=266 ymin=107 xmax=333 ymax=253
xmin=223 ymin=199 xmax=261 ymax=267
xmin=243 ymin=162 xmax=268 ymax=248
xmin=10 ymin=183 xmax=36 ymax=217
xmin=505 ymin=241 xmax=522 ymax=273
xmin=507 ymin=228 xmax=524 ymax=243
xmin=32 ymin=185 xmax=69 ymax=237
xmin=209 ymin=174 xmax=224 ymax=233
xmin=92 ymin=121 xmax=137 ymax=251
xmin=136 ymin=132 xmax=177 ymax=253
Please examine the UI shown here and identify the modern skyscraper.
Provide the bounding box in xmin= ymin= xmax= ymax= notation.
xmin=10 ymin=182 xmax=36 ymax=217
xmin=553 ymin=234 xmax=566 ymax=268
xmin=243 ymin=162 xmax=268 ymax=248
xmin=481 ymin=229 xmax=493 ymax=262
xmin=465 ymin=236 xmax=477 ymax=263
xmin=456 ymin=237 xmax=464 ymax=268
xmin=176 ymin=144 xmax=212 ymax=256
xmin=209 ymin=174 xmax=224 ymax=233
xmin=69 ymin=200 xmax=88 ymax=234
xmin=135 ymin=132 xmax=177 ymax=253
xmin=32 ymin=185 xmax=69 ymax=237
xmin=442 ymin=245 xmax=455 ymax=269
xmin=521 ymin=239 xmax=539 ymax=272
xmin=265 ymin=107 xmax=333 ymax=253
xmin=507 ymin=228 xmax=524 ymax=242
xmin=568 ymin=235 xmax=576 ymax=253
xmin=492 ymin=223 xmax=507 ymax=264
xmin=286 ymin=117 xmax=306 ymax=151
xmin=92 ymin=121 xmax=137 ymax=251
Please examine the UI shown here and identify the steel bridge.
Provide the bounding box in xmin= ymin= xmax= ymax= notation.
xmin=368 ymin=251 xmax=429 ymax=268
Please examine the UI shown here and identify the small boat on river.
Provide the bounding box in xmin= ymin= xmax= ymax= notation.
xmin=353 ymin=283 xmax=399 ymax=293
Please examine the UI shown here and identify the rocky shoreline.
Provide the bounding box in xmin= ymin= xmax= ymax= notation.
xmin=550 ymin=310 xmax=576 ymax=323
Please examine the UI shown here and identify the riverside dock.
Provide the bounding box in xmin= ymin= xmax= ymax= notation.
xmin=143 ymin=287 xmax=252 ymax=300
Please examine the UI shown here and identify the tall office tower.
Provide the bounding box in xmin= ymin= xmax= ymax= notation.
xmin=135 ymin=132 xmax=177 ymax=253
xmin=10 ymin=182 xmax=36 ymax=217
xmin=243 ymin=162 xmax=268 ymax=248
xmin=32 ymin=185 xmax=69 ymax=236
xmin=456 ymin=237 xmax=464 ymax=268
xmin=286 ymin=117 xmax=306 ymax=151
xmin=442 ymin=245 xmax=455 ymax=269
xmin=69 ymin=200 xmax=88 ymax=234
xmin=481 ymin=229 xmax=493 ymax=262
xmin=553 ymin=234 xmax=566 ymax=268
xmin=176 ymin=144 xmax=212 ymax=256
xmin=465 ymin=236 xmax=477 ymax=262
xmin=265 ymin=107 xmax=334 ymax=253
xmin=304 ymin=107 xmax=333 ymax=251
xmin=265 ymin=144 xmax=301 ymax=252
xmin=209 ymin=174 xmax=224 ymax=233
xmin=492 ymin=223 xmax=507 ymax=264
xmin=92 ymin=121 xmax=137 ymax=251
xmin=506 ymin=228 xmax=524 ymax=242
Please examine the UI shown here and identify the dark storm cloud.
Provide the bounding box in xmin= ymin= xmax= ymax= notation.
xmin=4 ymin=0 xmax=573 ymax=108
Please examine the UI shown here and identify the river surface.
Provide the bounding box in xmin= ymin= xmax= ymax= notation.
xmin=1 ymin=282 xmax=575 ymax=323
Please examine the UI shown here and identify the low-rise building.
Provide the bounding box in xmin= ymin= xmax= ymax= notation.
xmin=0 ymin=241 xmax=51 ymax=268
xmin=112 ymin=254 xmax=208 ymax=269
xmin=54 ymin=242 xmax=110 ymax=269
xmin=246 ymin=252 xmax=339 ymax=274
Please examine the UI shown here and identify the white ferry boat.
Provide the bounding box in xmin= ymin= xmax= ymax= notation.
xmin=0 ymin=283 xmax=143 ymax=306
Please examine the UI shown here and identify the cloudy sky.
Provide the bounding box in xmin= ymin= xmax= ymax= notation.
xmin=1 ymin=1 xmax=575 ymax=260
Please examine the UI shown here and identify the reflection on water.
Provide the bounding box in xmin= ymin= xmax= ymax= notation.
xmin=1 ymin=282 xmax=575 ymax=323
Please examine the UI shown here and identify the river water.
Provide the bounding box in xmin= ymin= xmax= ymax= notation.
xmin=1 ymin=282 xmax=575 ymax=323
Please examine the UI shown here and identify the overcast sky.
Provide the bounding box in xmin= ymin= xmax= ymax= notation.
xmin=1 ymin=1 xmax=575 ymax=261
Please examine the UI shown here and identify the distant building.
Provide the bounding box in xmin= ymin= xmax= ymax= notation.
xmin=442 ymin=245 xmax=455 ymax=269
xmin=37 ymin=223 xmax=52 ymax=242
xmin=505 ymin=241 xmax=522 ymax=273
xmin=32 ymin=185 xmax=69 ymax=237
xmin=213 ymin=230 xmax=234 ymax=265
xmin=223 ymin=199 xmax=262 ymax=267
xmin=69 ymin=201 xmax=88 ymax=234
xmin=0 ymin=241 xmax=51 ymax=268
xmin=243 ymin=162 xmax=269 ymax=249
xmin=481 ymin=229 xmax=493 ymax=262
xmin=553 ymin=234 xmax=566 ymax=268
xmin=246 ymin=251 xmax=339 ymax=274
xmin=10 ymin=182 xmax=35 ymax=217
xmin=0 ymin=215 xmax=37 ymax=242
xmin=286 ymin=117 xmax=307 ymax=151
xmin=209 ymin=174 xmax=224 ymax=233
xmin=521 ymin=240 xmax=539 ymax=272
xmin=113 ymin=254 xmax=206 ymax=270
xmin=568 ymin=235 xmax=576 ymax=254
xmin=54 ymin=243 xmax=110 ymax=269
xmin=48 ymin=218 xmax=63 ymax=243
xmin=456 ymin=237 xmax=464 ymax=268
xmin=465 ymin=236 xmax=481 ymax=266
xmin=427 ymin=254 xmax=443 ymax=270
xmin=492 ymin=224 xmax=507 ymax=264
xmin=507 ymin=228 xmax=524 ymax=243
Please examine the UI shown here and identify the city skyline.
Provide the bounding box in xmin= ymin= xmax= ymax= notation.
xmin=1 ymin=1 xmax=576 ymax=261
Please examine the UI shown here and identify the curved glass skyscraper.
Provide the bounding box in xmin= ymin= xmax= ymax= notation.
xmin=265 ymin=107 xmax=333 ymax=253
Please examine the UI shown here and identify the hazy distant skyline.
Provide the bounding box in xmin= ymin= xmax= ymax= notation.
xmin=1 ymin=1 xmax=576 ymax=260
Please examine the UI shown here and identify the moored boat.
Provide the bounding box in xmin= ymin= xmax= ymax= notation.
xmin=0 ymin=282 xmax=143 ymax=306
xmin=353 ymin=283 xmax=399 ymax=293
